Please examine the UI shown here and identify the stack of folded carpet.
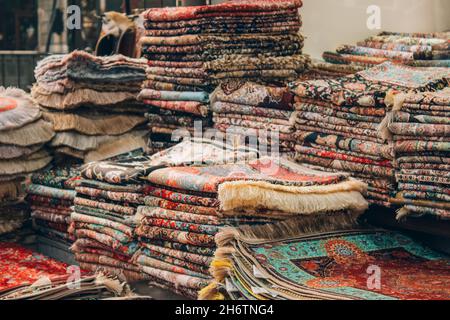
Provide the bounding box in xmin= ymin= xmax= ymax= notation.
xmin=324 ymin=31 xmax=450 ymax=69
xmin=139 ymin=0 xmax=309 ymax=152
xmin=141 ymin=0 xmax=308 ymax=85
xmin=138 ymin=64 xmax=211 ymax=153
xmin=32 ymin=51 xmax=149 ymax=162
xmin=0 ymin=87 xmax=54 ymax=239
xmin=69 ymin=156 xmax=157 ymax=283
xmin=298 ymin=60 xmax=364 ymax=81
xmin=0 ymin=274 xmax=146 ymax=301
xmin=211 ymin=81 xmax=297 ymax=156
xmin=208 ymin=228 xmax=450 ymax=300
xmin=27 ymin=163 xmax=81 ymax=245
xmin=290 ymin=62 xmax=449 ymax=206
xmin=70 ymin=138 xmax=255 ymax=284
xmin=387 ymin=88 xmax=450 ymax=219
xmin=137 ymin=155 xmax=369 ymax=299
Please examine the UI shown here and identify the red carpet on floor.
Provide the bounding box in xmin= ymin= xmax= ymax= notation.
xmin=0 ymin=242 xmax=70 ymax=291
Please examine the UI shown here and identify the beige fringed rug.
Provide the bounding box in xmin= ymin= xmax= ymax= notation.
xmin=0 ymin=87 xmax=41 ymax=131
xmin=53 ymin=130 xmax=148 ymax=163
xmin=50 ymin=130 xmax=148 ymax=153
xmin=0 ymin=179 xmax=23 ymax=203
xmin=32 ymin=85 xmax=138 ymax=110
xmin=0 ymin=119 xmax=55 ymax=147
xmin=83 ymin=131 xmax=149 ymax=163
xmin=42 ymin=111 xmax=146 ymax=136
xmin=145 ymin=157 xmax=368 ymax=215
xmin=0 ymin=144 xmax=43 ymax=160
xmin=0 ymin=149 xmax=52 ymax=176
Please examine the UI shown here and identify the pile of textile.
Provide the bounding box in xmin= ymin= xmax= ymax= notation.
xmin=139 ymin=0 xmax=309 ymax=152
xmin=290 ymin=62 xmax=449 ymax=206
xmin=208 ymin=229 xmax=450 ymax=300
xmin=211 ymin=81 xmax=297 ymax=156
xmin=32 ymin=51 xmax=149 ymax=162
xmin=0 ymin=87 xmax=54 ymax=239
xmin=140 ymin=98 xmax=211 ymax=155
xmin=136 ymin=152 xmax=368 ymax=299
xmin=387 ymin=88 xmax=450 ymax=219
xmin=26 ymin=163 xmax=81 ymax=245
xmin=69 ymin=138 xmax=255 ymax=285
xmin=69 ymin=156 xmax=156 ymax=283
xmin=0 ymin=273 xmax=148 ymax=300
xmin=324 ymin=31 xmax=450 ymax=69
xmin=298 ymin=60 xmax=364 ymax=81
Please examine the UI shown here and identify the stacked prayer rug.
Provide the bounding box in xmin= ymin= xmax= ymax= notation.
xmin=32 ymin=51 xmax=149 ymax=162
xmin=208 ymin=229 xmax=450 ymax=300
xmin=138 ymin=92 xmax=212 ymax=155
xmin=298 ymin=60 xmax=364 ymax=81
xmin=290 ymin=62 xmax=449 ymax=207
xmin=324 ymin=31 xmax=450 ymax=69
xmin=138 ymin=156 xmax=369 ymax=299
xmin=27 ymin=163 xmax=81 ymax=245
xmin=211 ymin=81 xmax=297 ymax=156
xmin=139 ymin=0 xmax=309 ymax=152
xmin=69 ymin=157 xmax=154 ymax=283
xmin=0 ymin=87 xmax=54 ymax=238
xmin=141 ymin=0 xmax=308 ymax=85
xmin=387 ymin=88 xmax=450 ymax=219
xmin=71 ymin=138 xmax=257 ymax=286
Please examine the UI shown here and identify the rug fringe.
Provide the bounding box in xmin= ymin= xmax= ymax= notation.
xmin=42 ymin=111 xmax=146 ymax=136
xmin=396 ymin=207 xmax=412 ymax=220
xmin=0 ymin=180 xmax=22 ymax=201
xmin=198 ymin=282 xmax=225 ymax=300
xmin=209 ymin=258 xmax=233 ymax=283
xmin=216 ymin=210 xmax=360 ymax=247
xmin=32 ymin=85 xmax=137 ymax=109
xmin=84 ymin=131 xmax=148 ymax=163
xmin=0 ymin=120 xmax=55 ymax=147
xmin=218 ymin=180 xmax=368 ymax=215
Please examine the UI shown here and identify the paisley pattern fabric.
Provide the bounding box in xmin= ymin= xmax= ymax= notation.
xmin=291 ymin=62 xmax=449 ymax=206
xmin=388 ymin=89 xmax=449 ymax=218
xmin=135 ymin=225 xmax=216 ymax=247
xmin=212 ymin=81 xmax=294 ymax=110
xmin=322 ymin=31 xmax=450 ymax=70
xmin=290 ymin=62 xmax=449 ymax=108
xmin=76 ymin=186 xmax=144 ymax=205
xmin=143 ymin=1 xmax=303 ymax=21
xmin=140 ymin=242 xmax=214 ymax=267
xmin=81 ymin=138 xmax=258 ymax=185
xmin=145 ymin=157 xmax=347 ymax=194
xmin=142 ymin=185 xmax=219 ymax=207
xmin=140 ymin=1 xmax=308 ymax=158
xmin=27 ymin=163 xmax=82 ymax=245
xmin=136 ymin=253 xmax=208 ymax=278
xmin=144 ymin=196 xmax=220 ymax=216
xmin=141 ymin=217 xmax=220 ymax=236
xmin=210 ymin=82 xmax=298 ymax=154
xmin=217 ymin=229 xmax=450 ymax=300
